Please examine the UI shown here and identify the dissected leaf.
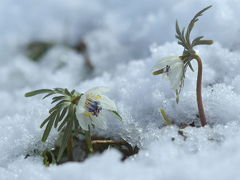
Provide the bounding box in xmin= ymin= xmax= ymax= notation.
xmin=51 ymin=96 xmax=67 ymax=104
xmin=49 ymin=101 xmax=69 ymax=113
xmin=58 ymin=107 xmax=68 ymax=123
xmin=57 ymin=106 xmax=74 ymax=161
xmin=193 ymin=40 xmax=213 ymax=46
xmin=54 ymin=111 xmax=61 ymax=128
xmin=175 ymin=6 xmax=212 ymax=52
xmin=40 ymin=111 xmax=57 ymax=128
xmin=185 ymin=6 xmax=211 ymax=45
xmin=64 ymin=89 xmax=72 ymax=97
xmin=57 ymin=113 xmax=69 ymax=131
xmin=25 ymin=89 xmax=53 ymax=97
xmin=41 ymin=112 xmax=56 ymax=142
xmin=71 ymin=90 xmax=76 ymax=95
xmin=42 ymin=92 xmax=55 ymax=99
xmin=54 ymin=88 xmax=66 ymax=94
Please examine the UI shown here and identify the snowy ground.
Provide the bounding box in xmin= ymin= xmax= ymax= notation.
xmin=1 ymin=0 xmax=240 ymax=179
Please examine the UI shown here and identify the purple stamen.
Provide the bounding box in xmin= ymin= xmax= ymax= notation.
xmin=166 ymin=65 xmax=170 ymax=72
xmin=85 ymin=98 xmax=102 ymax=117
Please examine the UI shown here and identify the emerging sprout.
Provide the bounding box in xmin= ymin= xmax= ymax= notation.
xmin=152 ymin=6 xmax=213 ymax=127
xmin=25 ymin=86 xmax=122 ymax=162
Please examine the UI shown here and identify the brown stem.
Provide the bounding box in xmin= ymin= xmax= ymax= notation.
xmin=194 ymin=55 xmax=207 ymax=126
xmin=91 ymin=140 xmax=127 ymax=145
xmin=67 ymin=135 xmax=73 ymax=161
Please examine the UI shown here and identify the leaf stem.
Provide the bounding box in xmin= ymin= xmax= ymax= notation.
xmin=67 ymin=135 xmax=73 ymax=161
xmin=85 ymin=130 xmax=93 ymax=152
xmin=91 ymin=140 xmax=127 ymax=145
xmin=194 ymin=55 xmax=207 ymax=126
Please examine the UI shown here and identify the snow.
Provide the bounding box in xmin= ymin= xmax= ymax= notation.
xmin=1 ymin=0 xmax=240 ymax=179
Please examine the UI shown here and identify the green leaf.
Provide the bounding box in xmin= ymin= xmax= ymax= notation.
xmin=160 ymin=108 xmax=173 ymax=125
xmin=40 ymin=116 xmax=51 ymax=129
xmin=175 ymin=5 xmax=212 ymax=51
xmin=194 ymin=40 xmax=213 ymax=46
xmin=51 ymin=96 xmax=67 ymax=104
xmin=191 ymin=36 xmax=204 ymax=46
xmin=111 ymin=110 xmax=123 ymax=121
xmin=186 ymin=6 xmax=212 ymax=44
xmin=175 ymin=20 xmax=182 ymax=39
xmin=54 ymin=88 xmax=65 ymax=94
xmin=177 ymin=41 xmax=185 ymax=47
xmin=71 ymin=90 xmax=76 ymax=95
xmin=25 ymin=89 xmax=52 ymax=97
xmin=58 ymin=107 xmax=68 ymax=122
xmin=57 ymin=110 xmax=74 ymax=161
xmin=41 ymin=112 xmax=56 ymax=142
xmin=40 ymin=111 xmax=57 ymax=128
xmin=64 ymin=89 xmax=72 ymax=97
xmin=49 ymin=100 xmax=68 ymax=113
xmin=57 ymin=113 xmax=69 ymax=131
xmin=54 ymin=111 xmax=61 ymax=128
xmin=54 ymin=106 xmax=69 ymax=128
xmin=42 ymin=92 xmax=55 ymax=99
xmin=187 ymin=61 xmax=195 ymax=72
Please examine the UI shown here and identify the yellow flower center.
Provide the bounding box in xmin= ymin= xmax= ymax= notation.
xmin=86 ymin=93 xmax=102 ymax=99
xmin=83 ymin=112 xmax=92 ymax=117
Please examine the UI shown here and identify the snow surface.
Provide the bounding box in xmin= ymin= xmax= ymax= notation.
xmin=1 ymin=0 xmax=240 ymax=179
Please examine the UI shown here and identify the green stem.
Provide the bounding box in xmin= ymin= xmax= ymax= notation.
xmin=85 ymin=130 xmax=93 ymax=152
xmin=194 ymin=55 xmax=207 ymax=127
xmin=67 ymin=135 xmax=73 ymax=161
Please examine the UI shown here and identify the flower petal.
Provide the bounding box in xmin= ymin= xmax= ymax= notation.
xmin=91 ymin=114 xmax=107 ymax=130
xmin=168 ymin=61 xmax=184 ymax=90
xmin=86 ymin=86 xmax=109 ymax=94
xmin=76 ymin=114 xmax=91 ymax=131
xmin=76 ymin=94 xmax=86 ymax=113
xmin=99 ymin=95 xmax=117 ymax=111
xmin=152 ymin=56 xmax=181 ymax=73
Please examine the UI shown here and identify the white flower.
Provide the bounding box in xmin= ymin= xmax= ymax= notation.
xmin=76 ymin=86 xmax=121 ymax=131
xmin=152 ymin=56 xmax=184 ymax=90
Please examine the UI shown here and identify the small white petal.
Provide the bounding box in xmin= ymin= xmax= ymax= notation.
xmin=76 ymin=94 xmax=86 ymax=113
xmin=168 ymin=61 xmax=184 ymax=90
xmin=76 ymin=114 xmax=91 ymax=131
xmin=152 ymin=56 xmax=181 ymax=72
xmin=91 ymin=114 xmax=107 ymax=130
xmin=86 ymin=86 xmax=109 ymax=94
xmin=99 ymin=95 xmax=117 ymax=111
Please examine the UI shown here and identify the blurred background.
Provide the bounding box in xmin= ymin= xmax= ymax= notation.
xmin=1 ymin=0 xmax=240 ymax=90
